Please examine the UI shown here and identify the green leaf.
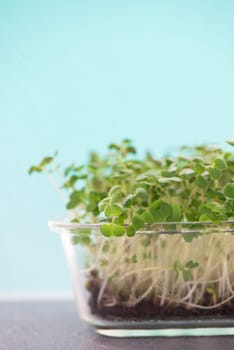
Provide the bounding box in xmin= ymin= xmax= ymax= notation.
xmin=160 ymin=202 xmax=172 ymax=217
xmin=70 ymin=218 xmax=79 ymax=223
xmin=129 ymin=254 xmax=138 ymax=263
xmin=28 ymin=166 xmax=42 ymax=174
xmin=113 ymin=215 xmax=125 ymax=225
xmin=183 ymin=270 xmax=193 ymax=282
xmin=136 ymin=170 xmax=157 ymax=182
xmin=64 ymin=163 xmax=84 ymax=176
xmin=158 ymin=177 xmax=181 ymax=183
xmin=132 ymin=214 xmax=145 ymax=229
xmin=193 ymin=160 xmax=205 ymax=174
xmin=199 ymin=214 xmax=212 ymax=222
xmin=109 ymin=185 xmax=121 ymax=196
xmin=227 ymin=139 xmax=234 ymax=146
xmin=150 ymin=200 xmax=172 ymax=221
xmin=196 ymin=175 xmax=207 ymax=188
xmin=40 ymin=156 xmax=54 ymax=167
xmin=224 ymin=183 xmax=234 ymax=199
xmin=104 ymin=204 xmax=123 ymax=217
xmin=168 ymin=203 xmax=182 ymax=221
xmin=72 ymin=235 xmax=91 ymax=245
xmin=64 ymin=163 xmax=74 ymax=176
xmin=172 ymin=260 xmax=181 ymax=280
xmin=123 ymin=194 xmax=134 ymax=207
xmin=179 ymin=168 xmax=195 ymax=176
xmin=182 ymin=232 xmax=199 ymax=242
xmin=79 ymin=228 xmax=91 ymax=235
xmin=149 ymin=206 xmax=161 ymax=221
xmin=108 ymin=143 xmax=120 ymax=151
xmin=185 ymin=207 xmax=199 ymax=221
xmin=100 ymin=224 xmax=113 ymax=237
xmin=71 ymin=228 xmax=91 ymax=235
xmin=213 ymin=158 xmax=227 ymax=170
xmin=98 ymin=198 xmax=109 ymax=212
xmin=66 ymin=191 xmax=81 ymax=209
xmin=151 ymin=199 xmax=162 ymax=210
xmin=126 ymin=146 xmax=137 ymax=154
xmin=110 ymin=191 xmax=123 ymax=203
xmin=126 ymin=225 xmax=136 ymax=237
xmin=198 ymin=204 xmax=211 ymax=216
xmin=185 ymin=260 xmax=199 ymax=269
xmin=199 ymin=212 xmax=228 ymax=223
xmin=63 ymin=175 xmax=79 ymax=188
xmin=205 ymin=201 xmax=227 ymax=214
xmin=141 ymin=211 xmax=155 ymax=224
xmin=208 ymin=166 xmax=222 ymax=180
xmin=112 ymin=224 xmax=125 ymax=236
xmin=140 ymin=238 xmax=151 ymax=247
xmin=134 ymin=187 xmax=148 ymax=200
xmin=211 ymin=213 xmax=228 ymax=222
xmin=122 ymin=138 xmax=132 ymax=143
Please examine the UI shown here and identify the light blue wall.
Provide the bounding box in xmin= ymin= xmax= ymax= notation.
xmin=1 ymin=0 xmax=234 ymax=291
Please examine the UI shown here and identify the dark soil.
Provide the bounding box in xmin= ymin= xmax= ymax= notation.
xmin=87 ymin=272 xmax=234 ymax=321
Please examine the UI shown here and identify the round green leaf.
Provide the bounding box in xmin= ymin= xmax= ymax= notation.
xmin=151 ymin=199 xmax=162 ymax=210
xmin=199 ymin=214 xmax=212 ymax=222
xmin=186 ymin=260 xmax=199 ymax=269
xmin=112 ymin=224 xmax=125 ymax=236
xmin=160 ymin=202 xmax=172 ymax=218
xmin=66 ymin=191 xmax=81 ymax=209
xmin=205 ymin=201 xmax=227 ymax=214
xmin=182 ymin=232 xmax=199 ymax=242
xmin=150 ymin=201 xmax=172 ymax=221
xmin=214 ymin=158 xmax=227 ymax=170
xmin=196 ymin=175 xmax=207 ymax=188
xmin=193 ymin=161 xmax=205 ymax=174
xmin=104 ymin=204 xmax=123 ymax=217
xmin=98 ymin=198 xmax=109 ymax=212
xmin=168 ymin=203 xmax=182 ymax=221
xmin=109 ymin=185 xmax=121 ymax=196
xmin=224 ymin=183 xmax=234 ymax=199
xmin=126 ymin=225 xmax=136 ymax=237
xmin=100 ymin=224 xmax=113 ymax=237
xmin=208 ymin=166 xmax=222 ymax=180
xmin=72 ymin=235 xmax=91 ymax=245
xmin=141 ymin=211 xmax=155 ymax=224
xmin=110 ymin=191 xmax=123 ymax=203
xmin=183 ymin=270 xmax=192 ymax=282
xmin=134 ymin=187 xmax=148 ymax=200
xmin=132 ymin=214 xmax=145 ymax=229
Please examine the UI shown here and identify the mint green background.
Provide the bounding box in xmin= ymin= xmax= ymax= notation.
xmin=1 ymin=0 xmax=234 ymax=291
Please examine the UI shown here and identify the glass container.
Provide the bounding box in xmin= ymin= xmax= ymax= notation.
xmin=49 ymin=221 xmax=234 ymax=337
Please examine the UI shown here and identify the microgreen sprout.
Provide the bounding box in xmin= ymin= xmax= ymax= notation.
xmin=30 ymin=139 xmax=234 ymax=314
xmin=29 ymin=139 xmax=234 ymax=234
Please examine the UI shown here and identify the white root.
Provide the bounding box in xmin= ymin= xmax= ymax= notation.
xmin=89 ymin=231 xmax=234 ymax=311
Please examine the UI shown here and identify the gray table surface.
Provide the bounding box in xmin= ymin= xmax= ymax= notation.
xmin=0 ymin=301 xmax=233 ymax=350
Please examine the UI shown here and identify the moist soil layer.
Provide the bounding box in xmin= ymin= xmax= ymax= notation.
xmin=87 ymin=275 xmax=234 ymax=321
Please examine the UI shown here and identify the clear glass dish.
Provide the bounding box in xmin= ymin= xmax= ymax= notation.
xmin=49 ymin=221 xmax=234 ymax=337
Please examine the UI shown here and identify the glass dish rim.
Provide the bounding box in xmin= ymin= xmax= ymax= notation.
xmin=49 ymin=220 xmax=234 ymax=235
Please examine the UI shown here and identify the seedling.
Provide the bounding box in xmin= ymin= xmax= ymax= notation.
xmin=29 ymin=139 xmax=234 ymax=318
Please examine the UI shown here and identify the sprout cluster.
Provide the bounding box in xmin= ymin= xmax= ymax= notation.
xmin=29 ymin=139 xmax=234 ymax=237
xmin=30 ymin=139 xmax=234 ymax=312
